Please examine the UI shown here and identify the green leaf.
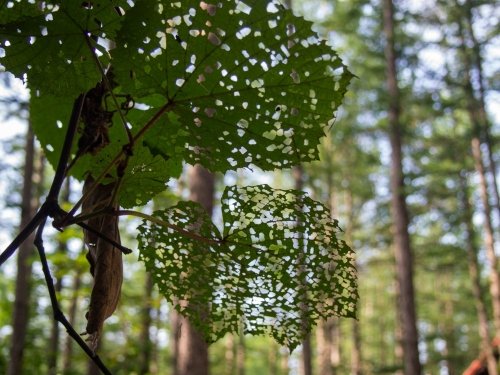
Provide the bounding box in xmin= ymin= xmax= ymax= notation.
xmin=31 ymin=94 xmax=180 ymax=207
xmin=0 ymin=1 xmax=129 ymax=96
xmin=118 ymin=144 xmax=182 ymax=208
xmin=138 ymin=185 xmax=357 ymax=351
xmin=113 ymin=0 xmax=353 ymax=172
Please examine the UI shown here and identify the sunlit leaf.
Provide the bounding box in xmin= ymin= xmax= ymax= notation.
xmin=138 ymin=185 xmax=357 ymax=350
xmin=113 ymin=0 xmax=353 ymax=172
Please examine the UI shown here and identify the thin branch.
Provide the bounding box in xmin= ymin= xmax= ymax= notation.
xmin=0 ymin=208 xmax=46 ymax=266
xmin=0 ymin=95 xmax=85 ymax=266
xmin=47 ymin=94 xmax=85 ymax=202
xmin=53 ymin=206 xmax=133 ymax=255
xmin=34 ymin=219 xmax=113 ymax=375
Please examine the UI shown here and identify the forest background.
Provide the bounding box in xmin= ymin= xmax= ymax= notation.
xmin=0 ymin=0 xmax=499 ymax=374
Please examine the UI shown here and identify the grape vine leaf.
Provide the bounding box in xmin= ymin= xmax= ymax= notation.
xmin=138 ymin=185 xmax=357 ymax=350
xmin=0 ymin=1 xmax=130 ymax=97
xmin=3 ymin=0 xmax=353 ymax=209
xmin=112 ymin=0 xmax=353 ymax=172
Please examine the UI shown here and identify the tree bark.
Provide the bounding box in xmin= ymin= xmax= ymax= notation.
xmin=237 ymin=323 xmax=245 ymax=375
xmin=459 ymin=17 xmax=500 ymax=337
xmin=293 ymin=165 xmax=313 ymax=375
xmin=225 ymin=334 xmax=235 ymax=375
xmin=345 ymin=190 xmax=362 ymax=375
xmin=463 ymin=1 xmax=500 ymax=224
xmin=317 ymin=319 xmax=333 ymax=375
xmin=456 ymin=1 xmax=500 ymax=338
xmin=8 ymin=124 xmax=41 ymax=375
xmin=459 ymin=171 xmax=497 ymax=375
xmin=382 ymin=1 xmax=422 ymax=374
xmin=280 ymin=348 xmax=289 ymax=375
xmin=175 ymin=164 xmax=213 ymax=375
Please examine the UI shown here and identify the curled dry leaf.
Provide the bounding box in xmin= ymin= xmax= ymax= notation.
xmin=78 ymin=79 xmax=123 ymax=350
xmin=82 ymin=176 xmax=123 ymax=350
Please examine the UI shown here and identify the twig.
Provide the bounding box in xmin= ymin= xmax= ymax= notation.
xmin=52 ymin=206 xmax=133 ymax=255
xmin=0 ymin=91 xmax=115 ymax=372
xmin=34 ymin=219 xmax=113 ymax=375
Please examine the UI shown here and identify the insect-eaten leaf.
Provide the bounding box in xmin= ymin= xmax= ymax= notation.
xmin=112 ymin=0 xmax=353 ymax=173
xmin=137 ymin=185 xmax=357 ymax=351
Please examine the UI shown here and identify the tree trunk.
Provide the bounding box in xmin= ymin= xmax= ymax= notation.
xmin=317 ymin=319 xmax=333 ymax=375
xmin=175 ymin=164 xmax=213 ymax=375
xmin=459 ymin=171 xmax=497 ymax=375
xmin=280 ymin=346 xmax=290 ymax=375
xmin=351 ymin=321 xmax=363 ymax=375
xmin=440 ymin=275 xmax=457 ymax=375
xmin=268 ymin=342 xmax=278 ymax=375
xmin=345 ymin=190 xmax=362 ymax=375
xmin=463 ymin=1 xmax=500 ymax=224
xmin=226 ymin=334 xmax=235 ymax=375
xmin=382 ymin=1 xmax=422 ymax=374
xmin=139 ymin=272 xmax=154 ymax=374
xmin=237 ymin=323 xmax=245 ymax=375
xmin=8 ymin=124 xmax=41 ymax=375
xmin=293 ymin=165 xmax=313 ymax=375
xmin=456 ymin=1 xmax=500 ymax=338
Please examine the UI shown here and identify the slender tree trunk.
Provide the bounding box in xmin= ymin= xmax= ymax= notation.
xmin=280 ymin=348 xmax=289 ymax=375
xmin=317 ymin=319 xmax=333 ymax=375
xmin=345 ymin=190 xmax=362 ymax=375
xmin=439 ymin=274 xmax=457 ymax=375
xmin=150 ymin=301 xmax=161 ymax=375
xmin=268 ymin=341 xmax=278 ymax=375
xmin=62 ymin=268 xmax=82 ymax=374
xmin=8 ymin=124 xmax=41 ymax=375
xmin=237 ymin=323 xmax=245 ymax=375
xmin=139 ymin=272 xmax=154 ymax=374
xmin=470 ymin=136 xmax=500 ymax=335
xmin=455 ymin=1 xmax=500 ymax=338
xmin=351 ymin=321 xmax=363 ymax=375
xmin=463 ymin=1 xmax=500 ymax=223
xmin=293 ymin=165 xmax=313 ymax=375
xmin=226 ymin=334 xmax=235 ymax=375
xmin=175 ymin=164 xmax=213 ymax=375
xmin=288 ymin=0 xmax=313 ymax=370
xmin=459 ymin=171 xmax=497 ymax=375
xmin=383 ymin=1 xmax=421 ymax=374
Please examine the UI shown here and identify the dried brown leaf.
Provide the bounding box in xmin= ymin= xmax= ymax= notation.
xmin=82 ymin=176 xmax=123 ymax=349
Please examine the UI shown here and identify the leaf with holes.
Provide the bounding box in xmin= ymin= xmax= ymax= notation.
xmin=0 ymin=1 xmax=130 ymax=97
xmin=113 ymin=0 xmax=353 ymax=172
xmin=138 ymin=185 xmax=357 ymax=351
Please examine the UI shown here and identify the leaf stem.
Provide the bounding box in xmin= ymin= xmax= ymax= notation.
xmin=117 ymin=209 xmax=221 ymax=246
xmin=84 ymin=33 xmax=134 ymax=146
xmin=64 ymin=101 xmax=174 ymax=220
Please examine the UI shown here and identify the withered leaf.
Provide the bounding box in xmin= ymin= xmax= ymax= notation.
xmin=82 ymin=175 xmax=123 ymax=350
